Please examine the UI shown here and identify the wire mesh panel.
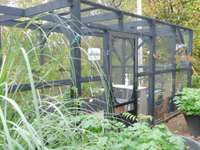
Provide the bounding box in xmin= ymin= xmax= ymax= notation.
xmin=38 ymin=32 xmax=71 ymax=81
xmin=155 ymin=24 xmax=175 ymax=71
xmin=154 ymin=73 xmax=173 ymax=120
xmin=110 ymin=32 xmax=136 ymax=113
xmin=137 ymin=37 xmax=151 ymax=115
xmin=176 ymin=70 xmax=188 ymax=92
xmin=138 ymin=76 xmax=149 ymax=115
xmin=176 ymin=29 xmax=191 ymax=69
xmin=79 ymin=35 xmax=106 ymax=112
xmin=81 ymin=36 xmax=104 ymax=77
xmin=111 ymin=38 xmax=134 ymax=85
xmin=81 ymin=81 xmax=106 ymax=113
xmin=137 ymin=37 xmax=151 ymax=74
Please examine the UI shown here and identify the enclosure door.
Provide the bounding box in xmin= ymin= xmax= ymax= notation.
xmin=109 ymin=32 xmax=137 ymax=114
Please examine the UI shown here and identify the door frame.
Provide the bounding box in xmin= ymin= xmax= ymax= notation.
xmin=108 ymin=31 xmax=138 ymax=114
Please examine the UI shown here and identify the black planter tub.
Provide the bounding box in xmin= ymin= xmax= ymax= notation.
xmin=184 ymin=115 xmax=200 ymax=136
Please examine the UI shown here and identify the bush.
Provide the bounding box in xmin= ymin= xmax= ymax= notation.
xmin=1 ymin=98 xmax=185 ymax=149
xmin=32 ymin=112 xmax=184 ymax=150
xmin=174 ymin=88 xmax=200 ymax=115
xmin=192 ymin=75 xmax=200 ymax=88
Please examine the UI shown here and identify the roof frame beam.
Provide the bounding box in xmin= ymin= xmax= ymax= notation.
xmin=0 ymin=20 xmax=42 ymax=30
xmin=86 ymin=22 xmax=152 ymax=37
xmin=0 ymin=15 xmax=20 ymax=23
xmin=82 ymin=12 xmax=119 ymax=23
xmin=109 ymin=20 xmax=149 ymax=29
xmin=81 ymin=6 xmax=97 ymax=12
xmin=53 ymin=6 xmax=97 ymax=17
xmin=0 ymin=5 xmax=24 ymax=16
xmin=0 ymin=19 xmax=103 ymax=36
xmin=24 ymin=0 xmax=72 ymax=17
xmin=0 ymin=16 xmax=176 ymax=37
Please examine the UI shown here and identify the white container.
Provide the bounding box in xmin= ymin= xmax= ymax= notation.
xmin=125 ymin=73 xmax=129 ymax=86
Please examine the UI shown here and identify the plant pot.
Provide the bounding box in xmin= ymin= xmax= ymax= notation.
xmin=183 ymin=136 xmax=200 ymax=150
xmin=184 ymin=115 xmax=200 ymax=136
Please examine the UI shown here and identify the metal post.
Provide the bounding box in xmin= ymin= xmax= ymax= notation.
xmin=118 ymin=12 xmax=125 ymax=84
xmin=133 ymin=38 xmax=138 ymax=115
xmin=118 ymin=12 xmax=124 ymax=31
xmin=0 ymin=26 xmax=2 ymax=66
xmin=0 ymin=26 xmax=2 ymax=49
xmin=103 ymin=30 xmax=114 ymax=116
xmin=169 ymin=27 xmax=177 ymax=112
xmin=148 ymin=20 xmax=156 ymax=123
xmin=137 ymin=0 xmax=143 ymax=84
xmin=187 ymin=30 xmax=193 ymax=87
xmin=70 ymin=0 xmax=82 ymax=95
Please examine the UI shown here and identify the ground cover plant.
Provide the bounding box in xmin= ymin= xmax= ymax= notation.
xmin=1 ymin=97 xmax=185 ymax=150
xmin=192 ymin=75 xmax=200 ymax=88
xmin=174 ymin=88 xmax=200 ymax=136
xmin=174 ymin=88 xmax=200 ymax=115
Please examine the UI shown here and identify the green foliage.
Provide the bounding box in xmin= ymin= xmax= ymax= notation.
xmin=30 ymin=109 xmax=184 ymax=150
xmin=192 ymin=75 xmax=200 ymax=88
xmin=124 ymin=123 xmax=184 ymax=150
xmin=174 ymin=88 xmax=200 ymax=115
xmin=1 ymin=94 xmax=185 ymax=149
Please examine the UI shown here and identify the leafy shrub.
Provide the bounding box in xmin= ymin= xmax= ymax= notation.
xmin=192 ymin=75 xmax=200 ymax=88
xmin=29 ymin=102 xmax=185 ymax=150
xmin=32 ymin=112 xmax=184 ymax=150
xmin=174 ymin=88 xmax=200 ymax=115
xmin=1 ymin=97 xmax=185 ymax=150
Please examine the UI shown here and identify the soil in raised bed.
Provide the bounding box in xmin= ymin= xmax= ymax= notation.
xmin=165 ymin=114 xmax=200 ymax=142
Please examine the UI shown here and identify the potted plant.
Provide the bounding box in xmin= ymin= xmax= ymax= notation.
xmin=174 ymin=88 xmax=200 ymax=136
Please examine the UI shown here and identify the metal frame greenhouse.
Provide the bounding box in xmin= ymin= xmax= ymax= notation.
xmin=0 ymin=0 xmax=193 ymax=121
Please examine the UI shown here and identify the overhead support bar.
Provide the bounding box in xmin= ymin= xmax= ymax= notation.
xmin=81 ymin=0 xmax=121 ymax=13
xmin=81 ymin=6 xmax=97 ymax=12
xmin=126 ymin=20 xmax=149 ymax=28
xmin=44 ymin=23 xmax=103 ymax=36
xmin=108 ymin=21 xmax=174 ymax=36
xmin=0 ymin=20 xmax=41 ymax=30
xmin=0 ymin=18 xmax=103 ymax=37
xmin=0 ymin=15 xmax=20 ymax=23
xmin=82 ymin=12 xmax=119 ymax=23
xmin=0 ymin=18 xmax=174 ymax=37
xmin=9 ymin=76 xmax=101 ymax=93
xmin=87 ymin=22 xmax=152 ymax=37
xmin=55 ymin=6 xmax=97 ymax=17
xmin=0 ymin=5 xmax=24 ymax=16
xmin=24 ymin=0 xmax=72 ymax=17
xmin=109 ymin=20 xmax=149 ymax=30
